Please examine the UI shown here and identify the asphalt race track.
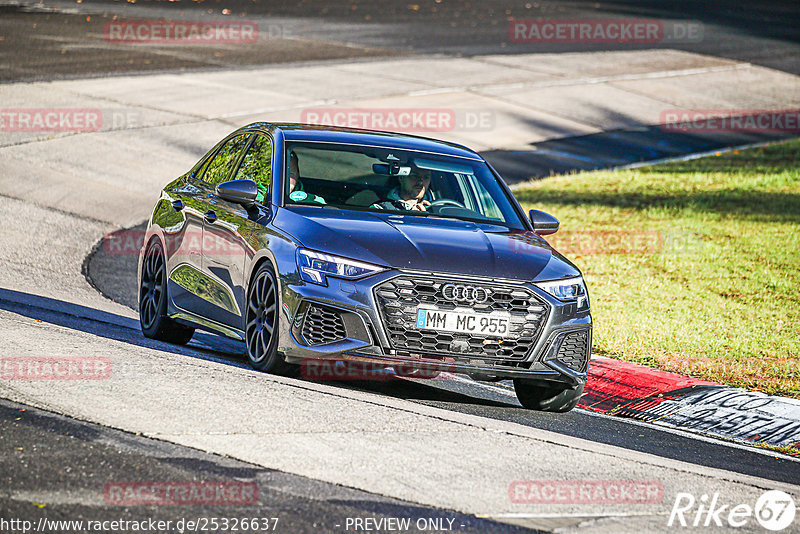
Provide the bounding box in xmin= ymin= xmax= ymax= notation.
xmin=84 ymin=231 xmax=800 ymax=487
xmin=2 ymin=0 xmax=799 ymax=81
xmin=0 ymin=397 xmax=533 ymax=534
xmin=2 ymin=1 xmax=800 ymax=532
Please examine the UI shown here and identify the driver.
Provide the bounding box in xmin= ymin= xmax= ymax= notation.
xmin=373 ymin=167 xmax=432 ymax=211
xmin=286 ymin=151 xmax=326 ymax=205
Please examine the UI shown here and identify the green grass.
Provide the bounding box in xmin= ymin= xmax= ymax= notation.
xmin=514 ymin=141 xmax=800 ymax=397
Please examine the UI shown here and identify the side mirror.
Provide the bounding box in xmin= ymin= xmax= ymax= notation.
xmin=529 ymin=209 xmax=559 ymax=235
xmin=217 ymin=179 xmax=258 ymax=208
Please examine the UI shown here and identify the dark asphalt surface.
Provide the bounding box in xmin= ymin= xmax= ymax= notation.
xmin=3 ymin=1 xmax=798 ymax=181
xmin=0 ymin=4 xmax=398 ymax=83
xmin=350 ymin=378 xmax=800 ymax=486
xmin=0 ymin=397 xmax=534 ymax=534
xmin=1 ymin=0 xmax=798 ymax=81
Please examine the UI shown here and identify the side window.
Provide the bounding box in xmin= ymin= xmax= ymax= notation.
xmin=458 ymin=174 xmax=503 ymax=220
xmin=234 ymin=135 xmax=273 ymax=203
xmin=470 ymin=176 xmax=503 ymax=219
xmin=476 ymin=187 xmax=503 ymax=220
xmin=201 ymin=134 xmax=251 ymax=186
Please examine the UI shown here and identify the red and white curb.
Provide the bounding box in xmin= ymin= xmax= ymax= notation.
xmin=580 ymin=355 xmax=800 ymax=452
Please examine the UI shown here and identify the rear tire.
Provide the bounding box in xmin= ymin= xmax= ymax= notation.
xmin=139 ymin=239 xmax=195 ymax=345
xmin=245 ymin=263 xmax=294 ymax=375
xmin=513 ymin=379 xmax=584 ymax=412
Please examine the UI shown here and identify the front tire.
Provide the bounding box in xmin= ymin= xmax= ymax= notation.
xmin=139 ymin=239 xmax=194 ymax=345
xmin=245 ymin=263 xmax=293 ymax=374
xmin=513 ymin=379 xmax=584 ymax=412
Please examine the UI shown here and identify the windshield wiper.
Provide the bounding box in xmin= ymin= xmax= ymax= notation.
xmin=423 ymin=212 xmax=463 ymax=222
xmin=424 ymin=212 xmax=512 ymax=228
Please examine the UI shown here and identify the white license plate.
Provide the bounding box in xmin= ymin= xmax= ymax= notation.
xmin=415 ymin=308 xmax=510 ymax=336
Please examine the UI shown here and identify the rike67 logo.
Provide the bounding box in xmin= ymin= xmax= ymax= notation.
xmin=668 ymin=490 xmax=796 ymax=531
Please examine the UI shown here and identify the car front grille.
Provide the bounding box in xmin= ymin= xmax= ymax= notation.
xmin=374 ymin=275 xmax=548 ymax=360
xmin=556 ymin=330 xmax=590 ymax=372
xmin=302 ymin=304 xmax=346 ymax=346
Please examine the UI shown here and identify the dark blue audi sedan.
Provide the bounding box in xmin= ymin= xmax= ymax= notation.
xmin=138 ymin=123 xmax=591 ymax=411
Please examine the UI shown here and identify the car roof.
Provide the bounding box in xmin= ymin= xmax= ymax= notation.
xmin=243 ymin=122 xmax=484 ymax=161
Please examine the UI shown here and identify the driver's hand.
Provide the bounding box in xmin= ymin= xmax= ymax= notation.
xmin=418 ymin=200 xmax=431 ymax=211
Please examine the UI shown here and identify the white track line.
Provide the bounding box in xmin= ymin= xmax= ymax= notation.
xmin=443 ymin=374 xmax=800 ymax=464
xmin=479 ymin=512 xmax=663 ymax=519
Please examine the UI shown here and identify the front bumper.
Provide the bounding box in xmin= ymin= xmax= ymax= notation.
xmin=277 ymin=270 xmax=591 ymax=385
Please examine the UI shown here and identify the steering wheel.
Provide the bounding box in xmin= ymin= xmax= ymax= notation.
xmin=429 ymin=199 xmax=466 ymax=210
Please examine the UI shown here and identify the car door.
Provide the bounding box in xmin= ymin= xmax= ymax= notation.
xmin=168 ymin=132 xmax=251 ymax=324
xmin=202 ymin=133 xmax=274 ymax=329
xmin=163 ymin=175 xmax=211 ymax=315
xmin=163 ymin=137 xmax=232 ymax=316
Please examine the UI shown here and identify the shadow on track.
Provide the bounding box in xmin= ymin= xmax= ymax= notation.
xmin=0 ymin=398 xmax=533 ymax=534
xmin=4 ymin=286 xmax=800 ymax=484
xmin=484 ymin=122 xmax=799 ymax=185
xmin=330 ymin=376 xmax=519 ymax=409
xmin=0 ymin=287 xmax=502 ymax=409
xmin=0 ymin=287 xmax=247 ymax=364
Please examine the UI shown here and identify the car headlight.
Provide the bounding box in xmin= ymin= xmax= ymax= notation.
xmin=536 ymin=276 xmax=589 ymax=311
xmin=297 ymin=248 xmax=386 ymax=286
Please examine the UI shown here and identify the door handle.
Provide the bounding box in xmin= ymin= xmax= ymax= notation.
xmin=172 ymin=200 xmax=184 ymax=211
xmin=204 ymin=210 xmax=217 ymax=223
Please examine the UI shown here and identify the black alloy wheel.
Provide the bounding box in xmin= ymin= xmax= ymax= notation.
xmin=139 ymin=239 xmax=194 ymax=345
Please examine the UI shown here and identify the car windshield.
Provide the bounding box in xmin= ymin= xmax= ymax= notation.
xmin=283 ymin=142 xmax=524 ymax=228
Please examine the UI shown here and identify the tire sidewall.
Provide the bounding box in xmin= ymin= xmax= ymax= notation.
xmin=140 ymin=239 xmax=168 ymax=337
xmin=245 ymin=264 xmax=281 ymax=371
xmin=514 ymin=379 xmax=584 ymax=412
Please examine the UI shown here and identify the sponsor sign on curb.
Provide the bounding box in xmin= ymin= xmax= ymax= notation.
xmin=631 ymin=388 xmax=800 ymax=449
xmin=581 ymin=356 xmax=800 ymax=450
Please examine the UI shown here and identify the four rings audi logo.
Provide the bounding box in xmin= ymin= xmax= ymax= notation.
xmin=442 ymin=284 xmax=490 ymax=303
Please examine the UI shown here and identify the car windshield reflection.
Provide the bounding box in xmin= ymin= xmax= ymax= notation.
xmin=283 ymin=142 xmax=523 ymax=229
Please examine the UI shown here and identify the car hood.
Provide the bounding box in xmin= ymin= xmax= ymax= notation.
xmin=275 ymin=206 xmax=580 ymax=282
